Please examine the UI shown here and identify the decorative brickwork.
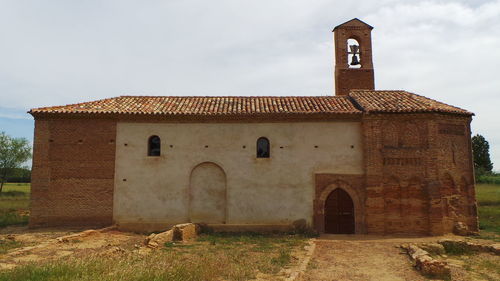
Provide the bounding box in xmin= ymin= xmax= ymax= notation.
xmin=314 ymin=174 xmax=365 ymax=234
xmin=361 ymin=114 xmax=478 ymax=235
xmin=29 ymin=119 xmax=117 ymax=227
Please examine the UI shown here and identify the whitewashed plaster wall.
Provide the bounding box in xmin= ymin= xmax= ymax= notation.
xmin=113 ymin=122 xmax=363 ymax=228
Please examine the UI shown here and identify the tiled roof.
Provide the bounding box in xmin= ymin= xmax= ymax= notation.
xmin=29 ymin=96 xmax=361 ymax=116
xmin=29 ymin=91 xmax=473 ymax=117
xmin=349 ymin=90 xmax=472 ymax=115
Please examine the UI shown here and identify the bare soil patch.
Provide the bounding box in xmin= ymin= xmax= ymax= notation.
xmin=0 ymin=227 xmax=143 ymax=270
xmin=300 ymin=235 xmax=432 ymax=281
xmin=300 ymin=235 xmax=500 ymax=281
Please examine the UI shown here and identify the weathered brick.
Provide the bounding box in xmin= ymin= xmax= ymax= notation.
xmin=29 ymin=119 xmax=116 ymax=228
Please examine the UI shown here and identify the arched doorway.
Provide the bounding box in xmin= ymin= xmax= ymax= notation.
xmin=189 ymin=162 xmax=226 ymax=224
xmin=325 ymin=188 xmax=355 ymax=234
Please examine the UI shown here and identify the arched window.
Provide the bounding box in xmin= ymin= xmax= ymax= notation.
xmin=256 ymin=137 xmax=270 ymax=158
xmin=148 ymin=135 xmax=161 ymax=156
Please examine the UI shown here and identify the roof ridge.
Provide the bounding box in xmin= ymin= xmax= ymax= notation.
xmin=118 ymin=95 xmax=347 ymax=98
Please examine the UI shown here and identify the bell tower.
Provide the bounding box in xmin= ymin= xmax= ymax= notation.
xmin=333 ymin=18 xmax=375 ymax=96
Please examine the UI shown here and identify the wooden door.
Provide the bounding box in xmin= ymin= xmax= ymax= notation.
xmin=324 ymin=188 xmax=355 ymax=234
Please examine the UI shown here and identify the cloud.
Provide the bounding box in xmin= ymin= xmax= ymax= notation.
xmin=0 ymin=0 xmax=499 ymax=169
xmin=364 ymin=0 xmax=500 ymax=170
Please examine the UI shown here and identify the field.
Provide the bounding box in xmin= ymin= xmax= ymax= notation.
xmin=476 ymin=184 xmax=500 ymax=240
xmin=0 ymin=183 xmax=30 ymax=228
xmin=0 ymin=232 xmax=309 ymax=281
xmin=0 ymin=182 xmax=499 ymax=280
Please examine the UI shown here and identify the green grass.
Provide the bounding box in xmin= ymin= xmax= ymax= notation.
xmin=459 ymin=254 xmax=500 ymax=281
xmin=441 ymin=240 xmax=473 ymax=255
xmin=0 ymin=183 xmax=30 ymax=228
xmin=0 ymin=233 xmax=308 ymax=281
xmin=0 ymin=239 xmax=23 ymax=255
xmin=476 ymin=184 xmax=500 ymax=207
xmin=476 ymin=174 xmax=500 ymax=185
xmin=476 ymin=184 xmax=500 ymax=237
xmin=270 ymin=248 xmax=292 ymax=267
xmin=1 ymin=183 xmax=31 ymax=193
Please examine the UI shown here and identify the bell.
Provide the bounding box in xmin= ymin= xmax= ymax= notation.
xmin=350 ymin=55 xmax=360 ymax=65
xmin=349 ymin=45 xmax=359 ymax=54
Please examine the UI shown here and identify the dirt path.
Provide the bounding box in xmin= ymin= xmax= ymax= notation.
xmin=299 ymin=235 xmax=445 ymax=281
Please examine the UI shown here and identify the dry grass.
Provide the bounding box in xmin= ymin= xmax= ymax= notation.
xmin=0 ymin=232 xmax=308 ymax=281
xmin=451 ymin=253 xmax=500 ymax=281
xmin=0 ymin=239 xmax=23 ymax=255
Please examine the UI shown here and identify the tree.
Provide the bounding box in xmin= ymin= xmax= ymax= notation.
xmin=472 ymin=134 xmax=494 ymax=175
xmin=0 ymin=132 xmax=32 ymax=192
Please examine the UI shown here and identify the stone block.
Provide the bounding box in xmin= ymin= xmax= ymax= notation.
xmin=402 ymin=244 xmax=451 ymax=279
xmin=144 ymin=229 xmax=175 ymax=248
xmin=453 ymin=221 xmax=468 ymax=236
xmin=419 ymin=243 xmax=445 ymax=255
xmin=175 ymin=223 xmax=199 ymax=241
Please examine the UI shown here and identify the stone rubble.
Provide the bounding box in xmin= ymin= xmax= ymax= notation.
xmin=419 ymin=243 xmax=446 ymax=255
xmin=144 ymin=223 xmax=200 ymax=249
xmin=401 ymin=244 xmax=451 ymax=279
xmin=55 ymin=225 xmax=117 ymax=243
xmin=438 ymin=239 xmax=500 ymax=255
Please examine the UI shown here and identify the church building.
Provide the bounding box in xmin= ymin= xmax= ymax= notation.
xmin=29 ymin=19 xmax=478 ymax=235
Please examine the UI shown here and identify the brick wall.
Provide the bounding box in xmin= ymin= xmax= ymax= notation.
xmin=31 ymin=113 xmax=477 ymax=235
xmin=362 ymin=113 xmax=478 ymax=235
xmin=334 ymin=69 xmax=375 ymax=96
xmin=333 ymin=19 xmax=375 ymax=96
xmin=30 ymin=118 xmax=117 ymax=227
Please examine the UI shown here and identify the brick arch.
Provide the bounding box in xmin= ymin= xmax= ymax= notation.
xmin=441 ymin=173 xmax=456 ymax=197
xmin=463 ymin=176 xmax=479 ymax=231
xmin=383 ymin=176 xmax=402 ymax=234
xmin=401 ymin=121 xmax=421 ymax=148
xmin=317 ymin=180 xmax=364 ymax=234
xmin=458 ymin=177 xmax=469 ymax=218
xmin=440 ymin=173 xmax=460 ymax=232
xmin=383 ymin=121 xmax=399 ymax=148
xmin=406 ymin=177 xmax=430 ymax=235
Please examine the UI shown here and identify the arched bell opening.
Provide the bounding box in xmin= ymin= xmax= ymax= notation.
xmin=347 ymin=38 xmax=361 ymax=68
xmin=324 ymin=188 xmax=355 ymax=234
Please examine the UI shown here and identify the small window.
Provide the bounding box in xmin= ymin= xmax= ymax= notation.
xmin=257 ymin=137 xmax=270 ymax=158
xmin=148 ymin=135 xmax=161 ymax=156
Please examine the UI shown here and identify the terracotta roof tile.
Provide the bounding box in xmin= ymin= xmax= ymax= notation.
xmin=29 ymin=96 xmax=361 ymax=116
xmin=349 ymin=90 xmax=473 ymax=115
xmin=29 ymin=91 xmax=473 ymax=117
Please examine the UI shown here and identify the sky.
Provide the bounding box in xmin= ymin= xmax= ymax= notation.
xmin=0 ymin=0 xmax=499 ymax=170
